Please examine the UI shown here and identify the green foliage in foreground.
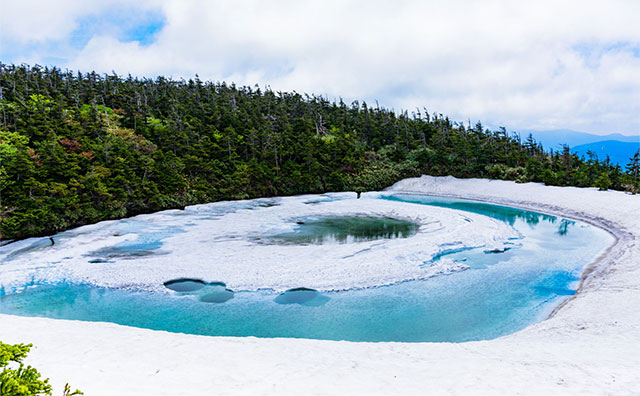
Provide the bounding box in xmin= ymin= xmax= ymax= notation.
xmin=1 ymin=341 xmax=51 ymax=396
xmin=0 ymin=341 xmax=82 ymax=396
xmin=1 ymin=63 xmax=638 ymax=240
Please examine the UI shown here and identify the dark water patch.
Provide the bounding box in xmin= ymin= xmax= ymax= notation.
xmin=304 ymin=200 xmax=329 ymax=205
xmin=90 ymin=241 xmax=163 ymax=258
xmin=164 ymin=279 xmax=234 ymax=303
xmin=88 ymin=259 xmax=115 ymax=264
xmin=200 ymin=288 xmax=234 ymax=303
xmin=87 ymin=228 xmax=184 ymax=259
xmin=275 ymin=287 xmax=330 ymax=306
xmin=252 ymin=200 xmax=279 ymax=208
xmin=484 ymin=247 xmax=512 ymax=254
xmin=266 ymin=216 xmax=419 ymax=245
xmin=164 ymin=278 xmax=206 ymax=292
xmin=1 ymin=238 xmax=55 ymax=262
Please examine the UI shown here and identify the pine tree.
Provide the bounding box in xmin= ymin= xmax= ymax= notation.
xmin=626 ymin=150 xmax=640 ymax=193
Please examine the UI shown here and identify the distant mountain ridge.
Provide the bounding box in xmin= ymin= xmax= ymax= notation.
xmin=515 ymin=129 xmax=639 ymax=166
xmin=571 ymin=140 xmax=640 ymax=167
xmin=517 ymin=129 xmax=639 ymax=152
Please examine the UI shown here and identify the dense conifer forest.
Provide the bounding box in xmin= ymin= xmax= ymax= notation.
xmin=0 ymin=63 xmax=638 ymax=240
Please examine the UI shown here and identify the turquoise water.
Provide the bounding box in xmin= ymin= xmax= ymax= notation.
xmin=0 ymin=194 xmax=612 ymax=342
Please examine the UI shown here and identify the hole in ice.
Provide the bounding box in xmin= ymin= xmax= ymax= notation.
xmin=88 ymin=228 xmax=184 ymax=259
xmin=88 ymin=259 xmax=115 ymax=263
xmin=199 ymin=287 xmax=234 ymax=303
xmin=164 ymin=278 xmax=206 ymax=292
xmin=91 ymin=241 xmax=163 ymax=258
xmin=274 ymin=287 xmax=330 ymax=306
xmin=484 ymin=247 xmax=512 ymax=254
xmin=253 ymin=200 xmax=279 ymax=208
xmin=266 ymin=216 xmax=419 ymax=245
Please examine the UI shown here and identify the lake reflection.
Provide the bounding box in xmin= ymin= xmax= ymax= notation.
xmin=381 ymin=194 xmax=575 ymax=235
xmin=265 ymin=216 xmax=420 ymax=245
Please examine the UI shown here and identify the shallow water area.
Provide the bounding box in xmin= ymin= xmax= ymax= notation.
xmin=274 ymin=287 xmax=330 ymax=306
xmin=0 ymin=192 xmax=614 ymax=342
xmin=200 ymin=288 xmax=234 ymax=303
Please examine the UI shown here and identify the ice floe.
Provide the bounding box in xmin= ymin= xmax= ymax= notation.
xmin=0 ymin=193 xmax=518 ymax=293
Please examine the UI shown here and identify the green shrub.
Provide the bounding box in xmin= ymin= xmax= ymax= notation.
xmin=595 ymin=173 xmax=612 ymax=191
xmin=0 ymin=341 xmax=82 ymax=396
xmin=0 ymin=342 xmax=51 ymax=396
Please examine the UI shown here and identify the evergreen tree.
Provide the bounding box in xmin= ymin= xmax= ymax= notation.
xmin=0 ymin=62 xmax=633 ymax=240
xmin=626 ymin=150 xmax=640 ymax=193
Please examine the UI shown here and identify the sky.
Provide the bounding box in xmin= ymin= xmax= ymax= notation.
xmin=1 ymin=0 xmax=639 ymax=137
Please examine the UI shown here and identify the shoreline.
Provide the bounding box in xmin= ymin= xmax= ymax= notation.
xmin=381 ymin=190 xmax=624 ymax=319
xmin=1 ymin=176 xmax=639 ymax=395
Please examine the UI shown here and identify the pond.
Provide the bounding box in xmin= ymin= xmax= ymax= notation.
xmin=265 ymin=216 xmax=419 ymax=245
xmin=0 ymin=193 xmax=613 ymax=342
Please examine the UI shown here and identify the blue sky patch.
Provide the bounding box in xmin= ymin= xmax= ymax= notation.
xmin=0 ymin=7 xmax=165 ymax=65
xmin=604 ymin=42 xmax=640 ymax=57
xmin=573 ymin=41 xmax=640 ymax=68
xmin=70 ymin=8 xmax=166 ymax=48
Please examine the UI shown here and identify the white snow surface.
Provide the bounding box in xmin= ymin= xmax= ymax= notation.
xmin=0 ymin=194 xmax=516 ymax=292
xmin=1 ymin=176 xmax=639 ymax=395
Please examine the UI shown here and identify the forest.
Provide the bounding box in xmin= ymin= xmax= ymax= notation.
xmin=1 ymin=63 xmax=638 ymax=240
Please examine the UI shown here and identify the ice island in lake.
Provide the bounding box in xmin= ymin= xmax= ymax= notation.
xmin=1 ymin=176 xmax=639 ymax=394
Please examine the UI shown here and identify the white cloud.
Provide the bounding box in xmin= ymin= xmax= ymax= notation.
xmin=2 ymin=0 xmax=639 ymax=135
xmin=1 ymin=0 xmax=94 ymax=43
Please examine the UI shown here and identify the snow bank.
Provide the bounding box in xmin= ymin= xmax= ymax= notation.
xmin=1 ymin=176 xmax=639 ymax=395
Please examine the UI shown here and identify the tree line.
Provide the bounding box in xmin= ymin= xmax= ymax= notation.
xmin=0 ymin=63 xmax=638 ymax=240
